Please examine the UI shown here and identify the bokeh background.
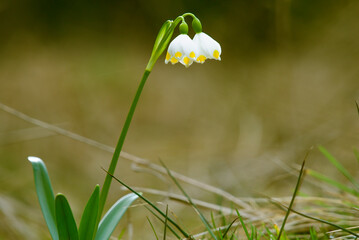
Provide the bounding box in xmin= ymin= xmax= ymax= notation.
xmin=1 ymin=0 xmax=359 ymax=239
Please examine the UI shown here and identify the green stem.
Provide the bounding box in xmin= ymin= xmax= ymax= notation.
xmin=98 ymin=70 xmax=151 ymax=218
xmin=182 ymin=12 xmax=196 ymax=18
xmin=97 ymin=11 xmax=195 ymax=223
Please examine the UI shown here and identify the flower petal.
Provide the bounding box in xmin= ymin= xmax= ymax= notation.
xmin=165 ymin=34 xmax=198 ymax=67
xmin=193 ymin=32 xmax=221 ymax=62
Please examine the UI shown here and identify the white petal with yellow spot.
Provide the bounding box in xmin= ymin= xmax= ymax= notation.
xmin=165 ymin=34 xmax=197 ymax=67
xmin=193 ymin=32 xmax=221 ymax=63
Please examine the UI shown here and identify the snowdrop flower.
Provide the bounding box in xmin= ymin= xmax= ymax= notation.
xmin=192 ymin=18 xmax=221 ymax=63
xmin=165 ymin=22 xmax=196 ymax=67
xmin=165 ymin=34 xmax=196 ymax=67
xmin=163 ymin=16 xmax=221 ymax=68
xmin=193 ymin=32 xmax=221 ymax=63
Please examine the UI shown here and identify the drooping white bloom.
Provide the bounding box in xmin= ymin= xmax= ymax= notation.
xmin=193 ymin=32 xmax=221 ymax=63
xmin=165 ymin=34 xmax=197 ymax=68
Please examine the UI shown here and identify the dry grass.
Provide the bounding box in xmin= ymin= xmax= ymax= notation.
xmin=1 ymin=1 xmax=359 ymax=239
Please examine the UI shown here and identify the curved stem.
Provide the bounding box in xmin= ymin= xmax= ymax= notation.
xmin=98 ymin=70 xmax=151 ymax=219
xmin=182 ymin=12 xmax=196 ymax=18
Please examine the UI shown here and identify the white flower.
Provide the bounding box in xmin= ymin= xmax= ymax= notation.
xmin=165 ymin=34 xmax=197 ymax=68
xmin=193 ymin=32 xmax=221 ymax=63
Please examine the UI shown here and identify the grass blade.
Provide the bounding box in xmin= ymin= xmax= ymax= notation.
xmin=235 ymin=210 xmax=250 ymax=239
xmin=160 ymin=160 xmax=217 ymax=240
xmin=55 ymin=194 xmax=79 ymax=240
xmin=79 ymin=185 xmax=100 ymax=240
xmin=307 ymin=169 xmax=359 ymax=196
xmin=211 ymin=212 xmax=222 ymax=240
xmin=270 ymin=199 xmax=359 ymax=238
xmin=145 ymin=206 xmax=181 ymax=240
xmin=28 ymin=156 xmax=58 ymax=240
xmin=147 ymin=217 xmax=159 ymax=240
xmin=163 ymin=205 xmax=168 ymax=240
xmin=117 ymin=228 xmax=126 ymax=240
xmin=319 ymin=146 xmax=359 ymax=191
xmin=277 ymin=156 xmax=306 ymax=240
xmin=102 ymin=168 xmax=189 ymax=238
xmin=95 ymin=193 xmax=138 ymax=240
xmin=310 ymin=227 xmax=318 ymax=240
xmin=250 ymin=225 xmax=257 ymax=239
xmin=221 ymin=218 xmax=238 ymax=239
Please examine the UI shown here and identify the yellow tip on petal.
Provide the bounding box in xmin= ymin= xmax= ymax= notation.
xmin=175 ymin=52 xmax=182 ymax=58
xmin=197 ymin=55 xmax=206 ymax=63
xmin=183 ymin=57 xmax=190 ymax=66
xmin=166 ymin=52 xmax=171 ymax=61
xmin=213 ymin=50 xmax=220 ymax=59
xmin=171 ymin=57 xmax=178 ymax=64
xmin=189 ymin=52 xmax=196 ymax=59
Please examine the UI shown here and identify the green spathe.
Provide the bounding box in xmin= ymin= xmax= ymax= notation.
xmin=192 ymin=17 xmax=202 ymax=33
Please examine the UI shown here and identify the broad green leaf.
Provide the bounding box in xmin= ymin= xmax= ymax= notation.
xmin=28 ymin=156 xmax=58 ymax=240
xmin=55 ymin=194 xmax=79 ymax=240
xmin=79 ymin=185 xmax=100 ymax=240
xmin=95 ymin=193 xmax=138 ymax=240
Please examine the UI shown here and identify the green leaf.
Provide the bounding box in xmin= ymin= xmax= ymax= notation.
xmin=28 ymin=156 xmax=58 ymax=240
xmin=55 ymin=194 xmax=79 ymax=240
xmin=79 ymin=185 xmax=100 ymax=240
xmin=95 ymin=193 xmax=138 ymax=240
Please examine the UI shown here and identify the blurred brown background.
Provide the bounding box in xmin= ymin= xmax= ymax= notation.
xmin=1 ymin=0 xmax=359 ymax=239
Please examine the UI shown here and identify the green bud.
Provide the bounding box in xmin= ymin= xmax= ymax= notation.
xmin=179 ymin=22 xmax=188 ymax=34
xmin=192 ymin=17 xmax=202 ymax=33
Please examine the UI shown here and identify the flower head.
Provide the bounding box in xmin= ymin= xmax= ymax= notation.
xmin=193 ymin=32 xmax=221 ymax=63
xmin=163 ymin=15 xmax=221 ymax=68
xmin=165 ymin=34 xmax=197 ymax=68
